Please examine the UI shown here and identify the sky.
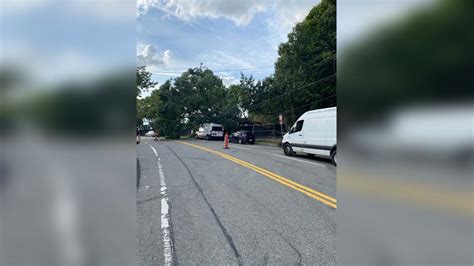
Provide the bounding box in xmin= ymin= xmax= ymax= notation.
xmin=0 ymin=0 xmax=432 ymax=89
xmin=136 ymin=0 xmax=320 ymax=92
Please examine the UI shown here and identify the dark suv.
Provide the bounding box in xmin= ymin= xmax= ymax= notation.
xmin=229 ymin=130 xmax=255 ymax=144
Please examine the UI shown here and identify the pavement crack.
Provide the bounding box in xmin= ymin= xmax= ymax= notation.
xmin=274 ymin=230 xmax=302 ymax=265
xmin=182 ymin=156 xmax=211 ymax=162
xmin=166 ymin=144 xmax=242 ymax=265
xmin=137 ymin=194 xmax=161 ymax=205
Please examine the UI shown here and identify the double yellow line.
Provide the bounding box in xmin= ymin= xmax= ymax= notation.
xmin=176 ymin=141 xmax=337 ymax=209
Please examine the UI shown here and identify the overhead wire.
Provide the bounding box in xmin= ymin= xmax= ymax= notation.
xmin=245 ymin=73 xmax=336 ymax=112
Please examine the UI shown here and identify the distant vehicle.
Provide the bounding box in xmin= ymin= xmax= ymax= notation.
xmin=145 ymin=130 xmax=156 ymax=137
xmin=229 ymin=130 xmax=255 ymax=144
xmin=282 ymin=107 xmax=337 ymax=165
xmin=195 ymin=123 xmax=224 ymax=140
xmin=194 ymin=127 xmax=207 ymax=139
xmin=136 ymin=129 xmax=141 ymax=144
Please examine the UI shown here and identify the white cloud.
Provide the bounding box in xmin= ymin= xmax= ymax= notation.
xmin=262 ymin=0 xmax=320 ymax=47
xmin=163 ymin=50 xmax=172 ymax=65
xmin=137 ymin=44 xmax=172 ymax=67
xmin=219 ymin=73 xmax=239 ymax=87
xmin=136 ymin=0 xmax=154 ymax=17
xmin=274 ymin=0 xmax=318 ymax=35
xmin=138 ymin=0 xmax=268 ymax=26
xmin=137 ymin=0 xmax=319 ymax=44
xmin=138 ymin=0 xmax=317 ymax=28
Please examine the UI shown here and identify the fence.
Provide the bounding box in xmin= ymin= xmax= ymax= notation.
xmin=238 ymin=123 xmax=288 ymax=139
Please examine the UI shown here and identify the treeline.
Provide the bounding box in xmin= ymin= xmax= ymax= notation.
xmin=137 ymin=0 xmax=336 ymax=138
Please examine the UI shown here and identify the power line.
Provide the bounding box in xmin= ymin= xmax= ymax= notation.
xmin=251 ymin=94 xmax=336 ymax=118
xmin=151 ymin=65 xmax=274 ymax=75
xmin=246 ymin=73 xmax=336 ymax=111
xmin=213 ymin=66 xmax=274 ymax=73
xmin=151 ymin=55 xmax=335 ymax=79
xmin=149 ymin=58 xmax=336 ymax=117
xmin=236 ymin=56 xmax=336 ymax=101
xmin=155 ymin=56 xmax=334 ymax=75
xmin=301 ymin=55 xmax=336 ymax=72
xmin=273 ymin=55 xmax=335 ymax=74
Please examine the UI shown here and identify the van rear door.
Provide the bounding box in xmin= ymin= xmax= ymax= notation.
xmin=211 ymin=126 xmax=224 ymax=138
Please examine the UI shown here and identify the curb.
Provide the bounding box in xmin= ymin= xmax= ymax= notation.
xmin=255 ymin=140 xmax=282 ymax=148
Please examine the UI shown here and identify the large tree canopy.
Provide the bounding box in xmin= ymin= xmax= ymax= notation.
xmin=138 ymin=67 xmax=243 ymax=138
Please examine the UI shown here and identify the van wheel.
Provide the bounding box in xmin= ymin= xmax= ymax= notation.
xmin=331 ymin=150 xmax=337 ymax=166
xmin=283 ymin=144 xmax=293 ymax=156
xmin=206 ymin=135 xmax=210 ymax=141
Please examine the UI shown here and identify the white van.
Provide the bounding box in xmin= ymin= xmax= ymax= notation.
xmin=282 ymin=107 xmax=337 ymax=165
xmin=195 ymin=123 xmax=224 ymax=140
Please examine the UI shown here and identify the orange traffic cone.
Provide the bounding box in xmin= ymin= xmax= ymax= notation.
xmin=223 ymin=133 xmax=229 ymax=149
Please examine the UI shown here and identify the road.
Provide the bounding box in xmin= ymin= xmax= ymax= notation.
xmin=137 ymin=138 xmax=336 ymax=265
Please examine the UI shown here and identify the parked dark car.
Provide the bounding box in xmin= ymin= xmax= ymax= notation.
xmin=229 ymin=130 xmax=255 ymax=144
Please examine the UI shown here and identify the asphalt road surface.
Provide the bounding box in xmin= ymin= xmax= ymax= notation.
xmin=137 ymin=138 xmax=336 ymax=265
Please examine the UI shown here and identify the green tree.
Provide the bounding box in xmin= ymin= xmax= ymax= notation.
xmin=216 ymin=84 xmax=244 ymax=132
xmin=172 ymin=66 xmax=242 ymax=131
xmin=238 ymin=74 xmax=280 ymax=124
xmin=173 ymin=67 xmax=226 ymax=129
xmin=136 ymin=66 xmax=158 ymax=127
xmin=157 ymin=80 xmax=186 ymax=138
xmin=136 ymin=66 xmax=157 ymax=98
xmin=240 ymin=0 xmax=336 ymax=126
xmin=275 ymin=0 xmax=336 ymax=124
xmin=137 ymin=89 xmax=162 ymax=130
xmin=142 ymin=66 xmax=244 ymax=138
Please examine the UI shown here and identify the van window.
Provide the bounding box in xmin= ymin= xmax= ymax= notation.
xmin=294 ymin=120 xmax=304 ymax=133
xmin=212 ymin=126 xmax=223 ymax=131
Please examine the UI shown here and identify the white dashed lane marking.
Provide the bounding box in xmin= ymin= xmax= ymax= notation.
xmin=149 ymin=144 xmax=174 ymax=265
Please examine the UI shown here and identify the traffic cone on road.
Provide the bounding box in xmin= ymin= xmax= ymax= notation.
xmin=223 ymin=132 xmax=229 ymax=149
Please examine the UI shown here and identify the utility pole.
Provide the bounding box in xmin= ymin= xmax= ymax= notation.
xmin=279 ymin=114 xmax=284 ymax=137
